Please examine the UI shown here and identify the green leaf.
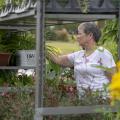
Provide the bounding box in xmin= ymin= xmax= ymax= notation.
xmin=91 ymin=64 xmax=112 ymax=72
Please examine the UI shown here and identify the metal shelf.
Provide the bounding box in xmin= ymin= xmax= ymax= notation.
xmin=45 ymin=13 xmax=116 ymax=21
xmin=0 ymin=86 xmax=35 ymax=93
xmin=38 ymin=105 xmax=118 ymax=115
xmin=0 ymin=0 xmax=118 ymax=25
xmin=0 ymin=9 xmax=35 ymax=22
xmin=0 ymin=66 xmax=35 ymax=69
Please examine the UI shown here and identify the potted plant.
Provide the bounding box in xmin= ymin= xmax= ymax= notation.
xmin=0 ymin=30 xmax=35 ymax=66
xmin=0 ymin=30 xmax=13 ymax=66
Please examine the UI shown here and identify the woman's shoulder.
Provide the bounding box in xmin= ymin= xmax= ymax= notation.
xmin=67 ymin=50 xmax=84 ymax=62
xmin=97 ymin=46 xmax=113 ymax=56
xmin=67 ymin=50 xmax=84 ymax=58
xmin=72 ymin=50 xmax=84 ymax=55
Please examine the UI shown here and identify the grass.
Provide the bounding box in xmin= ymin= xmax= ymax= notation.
xmin=46 ymin=41 xmax=80 ymax=54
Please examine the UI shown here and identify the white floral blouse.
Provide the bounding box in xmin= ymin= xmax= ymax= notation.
xmin=67 ymin=47 xmax=116 ymax=91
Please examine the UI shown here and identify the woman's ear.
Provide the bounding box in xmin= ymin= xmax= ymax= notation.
xmin=89 ymin=33 xmax=93 ymax=37
xmin=88 ymin=33 xmax=93 ymax=39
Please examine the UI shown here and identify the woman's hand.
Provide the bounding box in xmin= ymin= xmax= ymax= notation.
xmin=47 ymin=53 xmax=73 ymax=67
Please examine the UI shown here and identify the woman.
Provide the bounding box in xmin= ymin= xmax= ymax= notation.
xmin=48 ymin=22 xmax=116 ymax=96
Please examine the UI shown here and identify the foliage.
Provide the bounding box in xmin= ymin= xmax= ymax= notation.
xmin=99 ymin=19 xmax=118 ymax=62
xmin=0 ymin=0 xmax=23 ymax=8
xmin=44 ymin=66 xmax=116 ymax=120
xmin=55 ymin=23 xmax=78 ymax=33
xmin=0 ymin=0 xmax=4 ymax=8
xmin=0 ymin=70 xmax=34 ymax=87
xmin=45 ymin=23 xmax=78 ymax=42
xmin=0 ymin=66 xmax=117 ymax=120
xmin=106 ymin=61 xmax=120 ymax=120
xmin=76 ymin=0 xmax=89 ymax=13
xmin=55 ymin=28 xmax=70 ymax=41
xmin=0 ymin=92 xmax=34 ymax=120
xmin=111 ymin=0 xmax=120 ymax=7
xmin=46 ymin=45 xmax=62 ymax=76
xmin=0 ymin=30 xmax=35 ymax=53
xmin=108 ymin=61 xmax=120 ymax=105
xmin=45 ymin=26 xmax=70 ymax=42
xmin=0 ymin=30 xmax=35 ymax=85
xmin=99 ymin=19 xmax=118 ymax=44
xmin=45 ymin=26 xmax=57 ymax=41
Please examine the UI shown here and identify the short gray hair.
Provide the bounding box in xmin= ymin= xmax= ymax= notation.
xmin=78 ymin=22 xmax=101 ymax=42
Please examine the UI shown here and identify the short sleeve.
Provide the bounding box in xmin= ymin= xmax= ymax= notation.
xmin=67 ymin=51 xmax=83 ymax=65
xmin=67 ymin=52 xmax=75 ymax=65
xmin=99 ymin=48 xmax=116 ymax=68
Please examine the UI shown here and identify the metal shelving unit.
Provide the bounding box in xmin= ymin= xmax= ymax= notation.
xmin=0 ymin=0 xmax=119 ymax=120
xmin=0 ymin=66 xmax=35 ymax=69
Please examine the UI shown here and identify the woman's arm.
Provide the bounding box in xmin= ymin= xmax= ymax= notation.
xmin=47 ymin=53 xmax=73 ymax=67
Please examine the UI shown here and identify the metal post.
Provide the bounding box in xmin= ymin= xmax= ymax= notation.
xmin=35 ymin=0 xmax=45 ymax=120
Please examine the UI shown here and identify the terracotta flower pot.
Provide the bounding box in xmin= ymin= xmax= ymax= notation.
xmin=0 ymin=53 xmax=11 ymax=66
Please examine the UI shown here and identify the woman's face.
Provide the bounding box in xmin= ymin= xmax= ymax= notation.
xmin=76 ymin=26 xmax=89 ymax=47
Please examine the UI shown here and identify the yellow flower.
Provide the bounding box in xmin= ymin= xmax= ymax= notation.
xmin=110 ymin=90 xmax=120 ymax=102
xmin=109 ymin=89 xmax=120 ymax=106
xmin=108 ymin=72 xmax=120 ymax=90
xmin=108 ymin=62 xmax=120 ymax=104
xmin=116 ymin=61 xmax=120 ymax=72
xmin=57 ymin=48 xmax=62 ymax=54
xmin=111 ymin=90 xmax=120 ymax=99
